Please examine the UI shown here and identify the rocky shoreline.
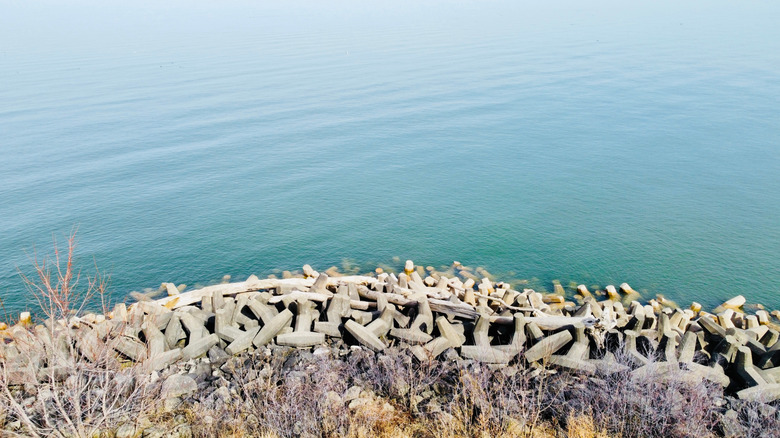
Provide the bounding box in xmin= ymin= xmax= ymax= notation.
xmin=3 ymin=261 xmax=780 ymax=436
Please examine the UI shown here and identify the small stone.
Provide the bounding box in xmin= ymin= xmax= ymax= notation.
xmin=142 ymin=426 xmax=167 ymax=438
xmin=344 ymin=385 xmax=362 ymax=402
xmin=115 ymin=423 xmax=135 ymax=438
xmin=161 ymin=374 xmax=197 ymax=399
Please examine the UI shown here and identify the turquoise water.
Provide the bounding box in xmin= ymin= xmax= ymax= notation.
xmin=2 ymin=0 xmax=779 ymax=314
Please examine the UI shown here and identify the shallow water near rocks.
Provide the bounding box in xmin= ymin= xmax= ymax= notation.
xmin=1 ymin=0 xmax=779 ymax=313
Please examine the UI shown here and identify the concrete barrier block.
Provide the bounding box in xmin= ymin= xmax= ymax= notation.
xmin=352 ymin=310 xmax=374 ymax=325
xmin=737 ymin=383 xmax=780 ymax=403
xmin=142 ymin=322 xmax=166 ymax=357
xmin=436 ymin=316 xmax=466 ymax=348
xmin=276 ymin=332 xmax=326 ymax=347
xmin=345 ymin=319 xmax=386 ymax=352
xmin=225 ymin=326 xmax=261 ymax=355
xmin=147 ymin=348 xmax=182 ymax=372
xmin=678 ymin=331 xmax=697 ymax=363
xmin=684 ymin=362 xmax=730 ymax=387
xmin=549 ymin=355 xmax=596 ymax=374
xmin=623 ymin=330 xmax=649 ymax=366
xmin=630 ymin=362 xmax=678 ymax=382
xmin=389 ymin=328 xmax=433 ymax=344
xmin=112 ymin=303 xmax=128 ymax=322
xmin=294 ymin=300 xmax=317 ymax=332
xmin=410 ymin=296 xmax=434 ymax=334
xmin=179 ymin=312 xmax=207 ymax=343
xmin=253 ymin=309 xmax=294 ymax=347
xmin=246 ymin=299 xmax=277 ymax=324
xmin=423 ymin=337 xmax=452 ymax=358
xmin=327 ymin=294 xmax=352 ymax=323
xmin=216 ymin=325 xmax=244 ymax=343
xmin=524 ymin=330 xmax=572 ymax=363
xmin=526 ymin=322 xmax=544 ymax=342
xmin=472 ymin=310 xmax=491 ymax=347
xmin=182 ymin=333 xmax=219 ymax=360
xmin=314 ymin=321 xmax=342 ymax=337
xmin=164 ymin=314 xmax=186 ymax=349
xmin=460 ymin=345 xmax=511 ymax=364
xmin=736 ymin=346 xmax=767 ymax=387
xmin=76 ymin=327 xmax=104 ymax=362
xmin=114 ymin=336 xmax=147 ymax=362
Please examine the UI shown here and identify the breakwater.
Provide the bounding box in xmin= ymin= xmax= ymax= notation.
xmin=4 ymin=260 xmax=780 ymax=404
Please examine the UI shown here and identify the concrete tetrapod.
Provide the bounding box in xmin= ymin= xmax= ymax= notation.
xmin=524 ymin=330 xmax=573 ymax=364
xmin=344 ymin=319 xmax=386 ymax=352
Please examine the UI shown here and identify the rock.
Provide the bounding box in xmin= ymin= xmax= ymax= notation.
xmin=721 ymin=409 xmax=744 ymax=438
xmin=161 ymin=374 xmax=197 ymax=399
xmin=344 ymin=385 xmax=362 ymax=402
xmin=207 ymin=346 xmax=230 ymax=367
xmin=115 ymin=423 xmax=135 ymax=438
xmin=723 ymin=295 xmax=746 ymax=309
xmin=142 ymin=426 xmax=166 ymax=438
xmin=171 ymin=423 xmax=193 ymax=438
xmin=524 ymin=330 xmax=573 ymax=363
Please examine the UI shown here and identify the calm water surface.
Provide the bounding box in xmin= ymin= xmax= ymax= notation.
xmin=1 ymin=0 xmax=779 ymax=313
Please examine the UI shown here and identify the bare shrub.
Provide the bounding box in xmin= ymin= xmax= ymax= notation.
xmin=0 ymin=232 xmax=155 ymax=437
xmin=545 ymin=352 xmax=721 ymax=437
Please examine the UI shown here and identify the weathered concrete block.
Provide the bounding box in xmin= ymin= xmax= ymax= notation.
xmin=76 ymin=327 xmax=104 ymax=362
xmin=423 ymin=336 xmax=452 ymax=358
xmin=294 ymin=300 xmax=318 ymax=332
xmin=436 ymin=316 xmax=466 ymax=348
xmin=410 ymin=295 xmax=434 ymax=335
xmin=460 ymin=345 xmax=512 ymax=364
xmin=310 ymin=273 xmax=331 ymax=294
xmin=114 ymin=336 xmax=147 ymax=362
xmin=276 ymin=332 xmax=326 ymax=347
xmin=142 ymin=322 xmax=166 ymax=358
xmin=524 ymin=331 xmax=572 ymax=363
xmin=366 ymin=305 xmax=394 ymax=337
xmin=564 ymin=323 xmax=589 ymax=361
xmin=472 ymin=310 xmax=491 ymax=347
xmin=630 ymin=362 xmax=679 ymax=382
xmin=112 ymin=303 xmax=128 ymax=322
xmin=224 ymin=326 xmax=261 ymax=355
xmin=201 ymin=293 xmax=214 ymax=313
xmin=678 ymin=331 xmax=697 ymax=363
xmin=327 ymin=294 xmax=352 ymax=323
xmin=164 ymin=314 xmax=186 ymax=350
xmin=622 ymin=330 xmax=649 ymax=366
xmin=246 ymin=299 xmax=277 ymax=324
xmin=179 ymin=312 xmax=207 ymax=343
xmin=147 ymin=348 xmax=182 ymax=372
xmin=216 ymin=325 xmax=244 ymax=343
xmin=345 ymin=319 xmax=386 ymax=352
xmin=682 ymin=362 xmax=730 ymax=387
xmin=212 ymin=288 xmax=225 ymax=309
xmin=659 ymin=332 xmax=678 ymax=363
xmin=526 ymin=322 xmax=544 ymax=342
xmin=351 ymin=310 xmax=374 ymax=325
xmin=736 ymin=383 xmax=780 ymax=403
xmin=182 ymin=333 xmax=219 ymax=360
xmin=164 ymin=282 xmax=180 ymax=296
xmin=722 ymin=295 xmax=746 ymax=309
xmin=736 ymin=346 xmax=767 ymax=387
xmin=389 ymin=328 xmax=432 ymax=344
xmin=314 ymin=321 xmax=342 ymax=337
xmin=548 ymin=355 xmax=596 ymax=374
xmin=253 ymin=309 xmax=294 ymax=347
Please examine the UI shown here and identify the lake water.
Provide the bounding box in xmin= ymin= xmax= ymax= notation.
xmin=1 ymin=0 xmax=779 ymax=314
